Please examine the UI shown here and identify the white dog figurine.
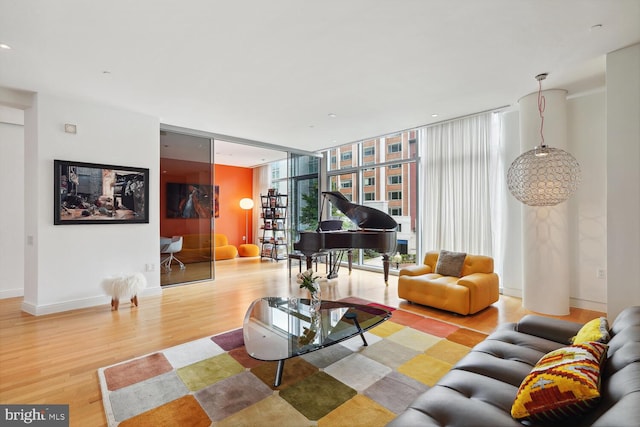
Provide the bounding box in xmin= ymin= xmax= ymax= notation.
xmin=102 ymin=273 xmax=146 ymax=310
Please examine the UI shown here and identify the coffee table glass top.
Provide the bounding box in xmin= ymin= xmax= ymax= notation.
xmin=243 ymin=297 xmax=392 ymax=362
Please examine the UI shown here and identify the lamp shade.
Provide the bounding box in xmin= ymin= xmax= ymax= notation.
xmin=239 ymin=198 xmax=254 ymax=210
xmin=507 ymin=146 xmax=581 ymax=206
xmin=508 ymin=75 xmax=581 ymax=207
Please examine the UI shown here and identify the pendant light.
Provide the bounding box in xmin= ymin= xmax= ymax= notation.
xmin=507 ymin=74 xmax=581 ymax=206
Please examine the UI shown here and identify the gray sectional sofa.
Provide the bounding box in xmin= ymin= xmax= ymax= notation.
xmin=388 ymin=306 xmax=640 ymax=426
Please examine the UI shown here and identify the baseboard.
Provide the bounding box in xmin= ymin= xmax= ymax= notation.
xmin=501 ymin=287 xmax=522 ymax=298
xmin=0 ymin=288 xmax=24 ymax=299
xmin=20 ymin=287 xmax=163 ymax=316
xmin=500 ymin=289 xmax=605 ymax=313
xmin=569 ymin=298 xmax=606 ymax=313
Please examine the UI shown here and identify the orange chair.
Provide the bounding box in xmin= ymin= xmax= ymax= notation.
xmin=214 ymin=234 xmax=238 ymax=260
xmin=238 ymin=244 xmax=260 ymax=257
xmin=398 ymin=250 xmax=499 ymax=315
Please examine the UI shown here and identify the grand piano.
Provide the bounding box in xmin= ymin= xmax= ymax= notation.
xmin=293 ymin=191 xmax=398 ymax=284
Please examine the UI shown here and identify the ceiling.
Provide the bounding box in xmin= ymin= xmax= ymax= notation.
xmin=1 ymin=1 xmax=639 ymax=166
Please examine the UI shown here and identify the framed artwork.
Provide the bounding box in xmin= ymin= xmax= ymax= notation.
xmin=166 ymin=183 xmax=218 ymax=219
xmin=54 ymin=160 xmax=149 ymax=225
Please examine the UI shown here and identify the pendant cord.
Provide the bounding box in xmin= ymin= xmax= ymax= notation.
xmin=537 ymin=75 xmax=546 ymax=147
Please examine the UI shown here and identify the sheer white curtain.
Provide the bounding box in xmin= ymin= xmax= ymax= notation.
xmin=253 ymin=164 xmax=271 ymax=245
xmin=419 ymin=112 xmax=503 ymax=259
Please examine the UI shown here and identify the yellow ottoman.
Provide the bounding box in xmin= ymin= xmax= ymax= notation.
xmin=238 ymin=244 xmax=260 ymax=257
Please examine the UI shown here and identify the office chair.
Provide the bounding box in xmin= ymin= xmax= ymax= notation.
xmin=160 ymin=236 xmax=185 ymax=272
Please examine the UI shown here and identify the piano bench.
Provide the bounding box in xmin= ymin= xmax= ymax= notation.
xmin=288 ymin=252 xmax=328 ymax=277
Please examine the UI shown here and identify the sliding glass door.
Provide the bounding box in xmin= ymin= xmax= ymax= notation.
xmin=160 ymin=131 xmax=214 ymax=286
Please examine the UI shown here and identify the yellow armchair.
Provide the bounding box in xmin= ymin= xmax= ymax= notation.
xmin=398 ymin=250 xmax=499 ymax=315
xmin=214 ymin=234 xmax=238 ymax=260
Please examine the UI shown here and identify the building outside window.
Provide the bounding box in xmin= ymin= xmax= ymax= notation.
xmin=325 ymin=130 xmax=417 ymax=272
xmin=388 ymin=142 xmax=402 ymax=153
xmin=388 ymin=175 xmax=402 ymax=185
xmin=390 ymin=207 xmax=402 ymax=216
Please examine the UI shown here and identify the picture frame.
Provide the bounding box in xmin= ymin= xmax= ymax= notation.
xmin=166 ymin=183 xmax=218 ymax=219
xmin=54 ymin=159 xmax=150 ymax=225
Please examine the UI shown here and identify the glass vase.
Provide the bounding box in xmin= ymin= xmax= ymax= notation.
xmin=309 ymin=281 xmax=321 ymax=314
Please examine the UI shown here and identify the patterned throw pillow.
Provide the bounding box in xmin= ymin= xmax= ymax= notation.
xmin=571 ymin=317 xmax=610 ymax=344
xmin=434 ymin=250 xmax=466 ymax=277
xmin=511 ymin=341 xmax=608 ymax=423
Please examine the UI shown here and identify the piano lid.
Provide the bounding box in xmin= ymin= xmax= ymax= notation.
xmin=322 ymin=191 xmax=398 ymax=230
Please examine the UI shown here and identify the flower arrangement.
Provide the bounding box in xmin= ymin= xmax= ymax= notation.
xmin=297 ymin=268 xmax=320 ymax=293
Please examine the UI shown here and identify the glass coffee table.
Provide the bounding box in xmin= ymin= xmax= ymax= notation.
xmin=243 ymin=297 xmax=392 ymax=386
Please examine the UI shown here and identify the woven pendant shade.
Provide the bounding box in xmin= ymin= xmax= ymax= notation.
xmin=507 ymin=73 xmax=581 ymax=207
xmin=507 ymin=146 xmax=581 ymax=206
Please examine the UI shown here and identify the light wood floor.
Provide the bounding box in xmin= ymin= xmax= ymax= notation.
xmin=0 ymin=258 xmax=603 ymax=427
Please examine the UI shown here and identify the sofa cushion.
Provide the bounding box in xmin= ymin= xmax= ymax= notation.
xmin=511 ymin=341 xmax=608 ymax=423
xmin=460 ymin=253 xmax=494 ymax=276
xmin=434 ymin=250 xmax=466 ymax=277
xmin=572 ymin=317 xmax=610 ymax=345
xmin=610 ymin=306 xmax=640 ymax=335
xmin=517 ymin=315 xmax=583 ymax=345
xmin=389 ymin=374 xmax=524 ymax=427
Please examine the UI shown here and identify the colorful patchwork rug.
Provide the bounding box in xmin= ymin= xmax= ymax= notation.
xmin=98 ymin=297 xmax=487 ymax=426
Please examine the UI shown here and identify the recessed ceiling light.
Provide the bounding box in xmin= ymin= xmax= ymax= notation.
xmin=431 ymin=114 xmax=439 ymax=118
xmin=102 ymin=70 xmax=111 ymax=75
xmin=590 ymin=24 xmax=603 ymax=31
xmin=0 ymin=43 xmax=11 ymax=50
xmin=328 ymin=113 xmax=337 ymax=118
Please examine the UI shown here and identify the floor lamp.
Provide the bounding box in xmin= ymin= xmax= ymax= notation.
xmin=239 ymin=198 xmax=254 ymax=243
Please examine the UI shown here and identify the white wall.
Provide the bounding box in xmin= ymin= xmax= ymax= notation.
xmin=606 ymin=43 xmax=640 ymax=320
xmin=569 ymin=89 xmax=607 ymax=309
xmin=20 ymin=92 xmax=162 ymax=315
xmin=0 ymin=108 xmax=25 ymax=298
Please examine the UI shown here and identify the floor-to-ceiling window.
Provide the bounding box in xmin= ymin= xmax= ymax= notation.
xmin=160 ymin=131 xmax=214 ymax=286
xmin=289 ymin=153 xmax=321 ymax=244
xmin=325 ymin=131 xmax=418 ymax=271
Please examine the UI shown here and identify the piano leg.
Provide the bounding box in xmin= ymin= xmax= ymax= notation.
xmin=382 ymin=254 xmax=390 ymax=285
xmin=347 ymin=250 xmax=353 ymax=274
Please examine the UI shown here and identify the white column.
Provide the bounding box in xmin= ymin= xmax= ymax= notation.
xmin=519 ymin=89 xmax=570 ymax=315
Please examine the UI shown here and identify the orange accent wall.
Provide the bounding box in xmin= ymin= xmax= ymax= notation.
xmin=214 ymin=164 xmax=254 ymax=247
xmin=160 ymin=158 xmax=253 ymax=246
